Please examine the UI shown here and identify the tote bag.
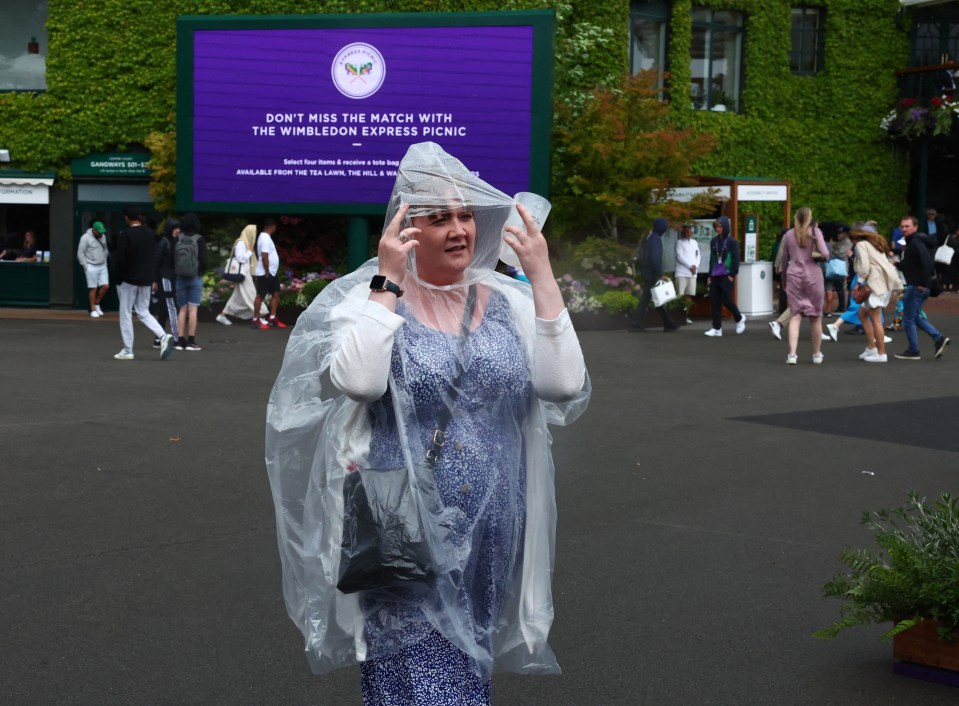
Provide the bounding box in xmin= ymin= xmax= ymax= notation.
xmin=650 ymin=278 xmax=677 ymax=308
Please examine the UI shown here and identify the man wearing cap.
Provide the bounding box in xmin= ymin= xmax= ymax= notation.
xmin=76 ymin=219 xmax=110 ymax=318
xmin=630 ymin=216 xmax=679 ymax=333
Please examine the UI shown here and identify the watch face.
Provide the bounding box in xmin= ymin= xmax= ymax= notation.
xmin=370 ymin=275 xmax=386 ymax=290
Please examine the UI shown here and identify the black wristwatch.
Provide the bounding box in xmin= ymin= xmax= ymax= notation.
xmin=370 ymin=275 xmax=403 ymax=297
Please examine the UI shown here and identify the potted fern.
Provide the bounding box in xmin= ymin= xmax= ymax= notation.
xmin=815 ymin=492 xmax=959 ymax=677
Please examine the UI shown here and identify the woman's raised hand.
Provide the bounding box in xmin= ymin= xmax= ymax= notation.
xmin=502 ymin=203 xmax=553 ymax=283
xmin=503 ymin=203 xmax=565 ymax=319
xmin=378 ymin=203 xmax=418 ymax=284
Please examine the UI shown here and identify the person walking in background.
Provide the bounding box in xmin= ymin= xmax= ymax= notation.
xmin=824 ymin=224 xmax=852 ymax=317
xmin=926 ymin=207 xmax=951 ymax=288
xmin=216 ymin=224 xmax=267 ymax=325
xmin=944 ymin=225 xmax=959 ymax=292
xmin=629 ymin=217 xmax=679 ymax=333
xmin=779 ymin=207 xmax=829 ymax=364
xmin=674 ymin=222 xmax=700 ymax=324
xmin=174 ymin=213 xmax=207 ymax=351
xmin=113 ymin=205 xmax=173 ymax=361
xmin=151 ymin=218 xmax=180 ymax=347
xmin=894 ymin=215 xmax=950 ymax=361
xmin=849 ymin=223 xmax=902 ymax=363
xmin=77 ymin=220 xmax=110 ymax=318
xmin=704 ymin=216 xmax=745 ymax=337
xmin=252 ymin=217 xmax=287 ymax=329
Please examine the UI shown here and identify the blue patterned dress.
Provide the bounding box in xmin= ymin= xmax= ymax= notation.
xmin=360 ymin=291 xmax=532 ymax=705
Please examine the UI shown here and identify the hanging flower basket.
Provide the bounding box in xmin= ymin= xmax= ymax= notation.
xmin=881 ymin=96 xmax=959 ymax=140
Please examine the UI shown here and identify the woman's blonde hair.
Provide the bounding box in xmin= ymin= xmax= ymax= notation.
xmin=238 ymin=224 xmax=257 ymax=254
xmin=794 ymin=207 xmax=813 ymax=247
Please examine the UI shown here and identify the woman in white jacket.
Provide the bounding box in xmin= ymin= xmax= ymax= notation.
xmin=850 ymin=223 xmax=903 ymax=363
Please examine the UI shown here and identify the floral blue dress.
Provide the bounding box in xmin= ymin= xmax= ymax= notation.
xmin=360 ymin=291 xmax=532 ymax=705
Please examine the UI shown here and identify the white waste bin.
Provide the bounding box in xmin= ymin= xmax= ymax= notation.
xmin=736 ymin=261 xmax=773 ymax=317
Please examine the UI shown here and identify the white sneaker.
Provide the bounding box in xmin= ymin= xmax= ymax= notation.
xmin=786 ymin=354 xmax=798 ymax=365
xmin=864 ymin=353 xmax=888 ymax=363
xmin=883 ymin=335 xmax=892 ymax=343
xmin=705 ymin=328 xmax=722 ymax=337
xmin=95 ymin=304 xmax=104 ymax=315
xmin=768 ymin=321 xmax=782 ymax=340
xmin=216 ymin=313 xmax=232 ymax=326
xmin=114 ymin=349 xmax=134 ymax=360
xmin=90 ymin=310 xmax=101 ymax=318
xmin=812 ymin=352 xmax=824 ymax=364
xmin=859 ymin=347 xmax=878 ymax=360
xmin=736 ymin=315 xmax=747 ymax=334
xmin=159 ymin=333 xmax=175 ymax=360
xmin=826 ymin=323 xmax=839 ymax=342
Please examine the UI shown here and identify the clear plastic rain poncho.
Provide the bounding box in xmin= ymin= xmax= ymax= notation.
xmin=265 ymin=142 xmax=590 ymax=681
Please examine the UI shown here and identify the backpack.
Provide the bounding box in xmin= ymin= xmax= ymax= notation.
xmin=175 ymin=234 xmax=199 ymax=277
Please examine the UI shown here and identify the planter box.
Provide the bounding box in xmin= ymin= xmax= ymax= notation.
xmin=893 ymin=620 xmax=959 ymax=687
xmin=569 ymin=311 xmax=631 ymax=330
xmin=569 ymin=309 xmax=687 ymax=331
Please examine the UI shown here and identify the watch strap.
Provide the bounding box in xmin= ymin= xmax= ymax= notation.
xmin=370 ymin=275 xmax=403 ymax=297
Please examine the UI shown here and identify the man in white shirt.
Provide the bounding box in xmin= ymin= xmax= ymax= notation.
xmin=674 ymin=223 xmax=700 ymax=322
xmin=252 ymin=217 xmax=287 ymax=329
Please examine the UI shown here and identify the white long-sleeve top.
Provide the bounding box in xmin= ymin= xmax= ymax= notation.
xmin=330 ymin=298 xmax=586 ymax=404
xmin=674 ymin=238 xmax=700 ymax=278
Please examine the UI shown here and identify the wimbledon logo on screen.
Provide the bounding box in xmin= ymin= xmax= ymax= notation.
xmin=332 ymin=43 xmax=385 ymax=99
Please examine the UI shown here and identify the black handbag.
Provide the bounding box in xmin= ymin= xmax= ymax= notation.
xmin=336 ymin=286 xmax=477 ymax=594
xmin=222 ymin=243 xmax=245 ymax=283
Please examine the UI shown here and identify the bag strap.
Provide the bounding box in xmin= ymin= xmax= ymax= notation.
xmin=426 ymin=284 xmax=477 ymax=465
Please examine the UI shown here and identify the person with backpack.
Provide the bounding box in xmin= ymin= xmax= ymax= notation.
xmin=174 ymin=212 xmax=208 ymax=351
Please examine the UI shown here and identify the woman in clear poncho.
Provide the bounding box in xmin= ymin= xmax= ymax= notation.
xmin=266 ymin=142 xmax=590 ymax=704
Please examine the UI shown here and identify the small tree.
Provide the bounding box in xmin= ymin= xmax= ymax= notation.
xmin=144 ymin=115 xmax=176 ymax=214
xmin=553 ymin=70 xmax=718 ymax=241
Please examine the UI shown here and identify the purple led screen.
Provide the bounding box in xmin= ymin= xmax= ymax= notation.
xmin=192 ymin=26 xmax=534 ymax=205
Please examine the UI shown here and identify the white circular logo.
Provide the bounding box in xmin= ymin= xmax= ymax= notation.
xmin=331 ymin=43 xmax=386 ymax=100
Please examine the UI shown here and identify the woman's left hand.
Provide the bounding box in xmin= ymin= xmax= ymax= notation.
xmin=503 ymin=203 xmax=565 ymax=319
xmin=503 ymin=203 xmax=553 ymax=282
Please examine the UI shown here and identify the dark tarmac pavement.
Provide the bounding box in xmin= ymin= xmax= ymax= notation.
xmin=2 ymin=303 xmax=959 ymax=705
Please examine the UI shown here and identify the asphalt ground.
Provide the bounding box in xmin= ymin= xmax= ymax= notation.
xmin=2 ymin=301 xmax=958 ymax=705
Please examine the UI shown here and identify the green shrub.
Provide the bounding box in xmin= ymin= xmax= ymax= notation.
xmin=299 ymin=278 xmax=331 ymax=308
xmin=571 ymin=236 xmax=636 ymax=276
xmin=595 ymin=289 xmax=638 ymax=314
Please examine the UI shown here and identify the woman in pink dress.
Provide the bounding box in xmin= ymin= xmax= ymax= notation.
xmin=779 ymin=207 xmax=829 ymax=364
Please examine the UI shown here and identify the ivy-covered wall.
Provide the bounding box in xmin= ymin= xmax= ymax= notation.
xmin=0 ymin=0 xmax=908 ymax=245
xmin=666 ymin=0 xmax=910 ymax=241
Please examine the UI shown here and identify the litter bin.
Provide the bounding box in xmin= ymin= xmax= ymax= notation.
xmin=737 ymin=261 xmax=773 ymax=317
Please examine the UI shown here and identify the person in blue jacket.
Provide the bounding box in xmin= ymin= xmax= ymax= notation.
xmin=705 ymin=215 xmax=746 ymax=336
xmin=630 ymin=217 xmax=679 ymax=332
